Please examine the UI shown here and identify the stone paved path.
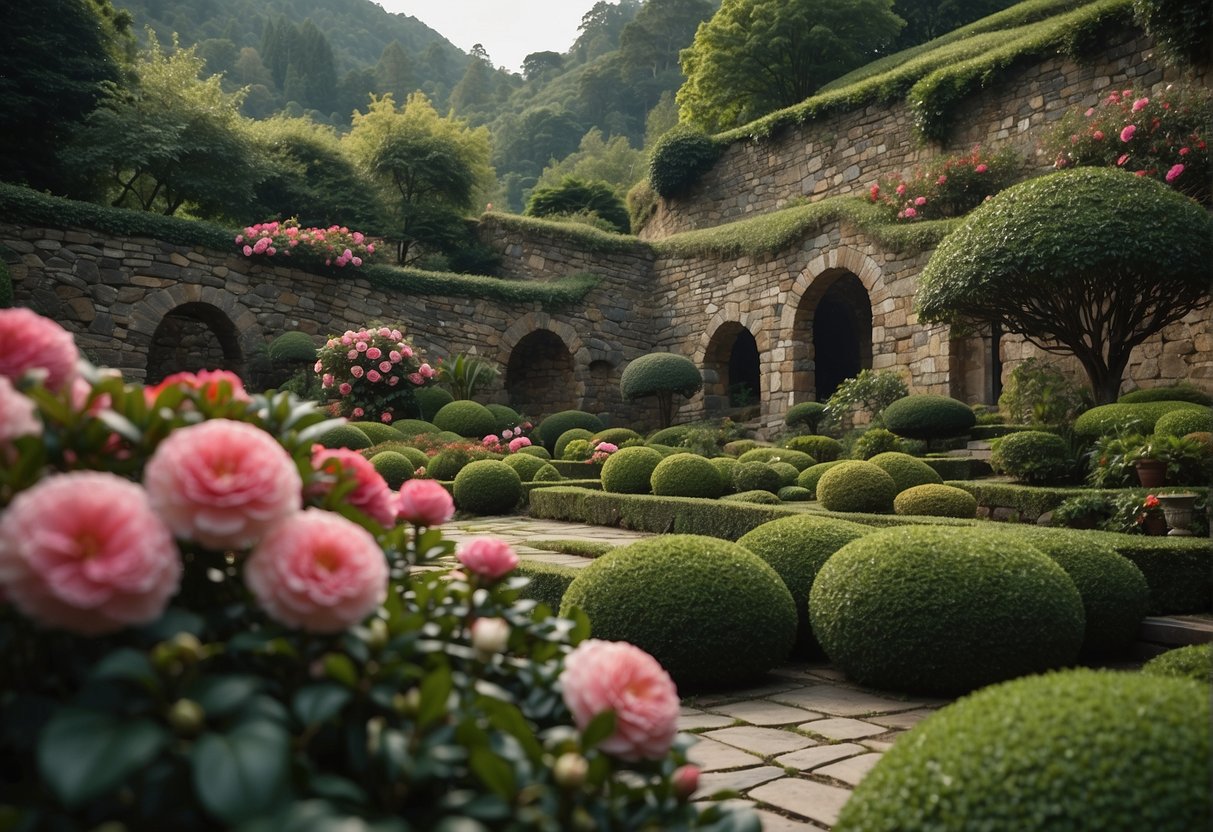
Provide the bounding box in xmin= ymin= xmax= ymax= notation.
xmin=446 ymin=515 xmax=951 ymax=829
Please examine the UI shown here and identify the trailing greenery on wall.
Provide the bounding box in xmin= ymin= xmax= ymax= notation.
xmin=482 ymin=212 xmax=647 ymax=256
xmin=362 ymin=266 xmax=600 ymax=309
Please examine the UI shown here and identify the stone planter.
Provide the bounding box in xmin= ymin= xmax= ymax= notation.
xmin=1157 ymin=492 xmax=1200 ymax=536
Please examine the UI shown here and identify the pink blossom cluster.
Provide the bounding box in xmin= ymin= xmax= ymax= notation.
xmin=479 ymin=420 xmax=536 ymax=454
xmin=868 ymin=145 xmax=1016 ymax=222
xmin=237 ymin=218 xmax=376 ymax=268
xmin=314 ymin=325 xmax=432 ymax=422
xmin=589 ymin=441 xmax=618 ymax=464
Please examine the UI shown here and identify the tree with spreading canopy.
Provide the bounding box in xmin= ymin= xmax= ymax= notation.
xmin=678 ymin=0 xmax=905 ymax=132
xmin=916 ymin=168 xmax=1213 ymax=404
xmin=620 ymin=353 xmax=704 ymax=428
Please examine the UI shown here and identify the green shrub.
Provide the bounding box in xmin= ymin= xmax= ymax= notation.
xmin=560 ymin=438 xmax=594 ymax=462
xmin=427 ymin=449 xmax=473 ymax=481
xmin=348 ymin=421 xmax=406 ymax=445
xmin=317 ymin=424 xmax=372 ymax=450
xmin=1120 ymin=384 xmax=1213 ymax=405
xmin=732 ymin=462 xmax=783 ymax=494
xmin=781 ymin=434 xmax=843 ymax=461
xmin=485 ymin=403 xmax=521 ymax=433
xmin=620 ymin=353 xmax=703 ymax=428
xmin=647 ymin=127 xmax=722 ymax=199
xmin=532 ymin=463 xmax=562 ymax=483
xmin=537 ymin=410 xmax=605 ymax=451
xmin=796 ymin=461 xmax=844 ymax=497
xmin=514 ymin=561 xmax=580 ymax=611
xmin=645 ymin=443 xmax=680 ymax=457
xmin=364 ymin=441 xmax=429 ymax=470
xmin=452 ymin=460 xmax=522 ymax=515
xmin=998 ymin=357 xmax=1091 ymax=425
xmin=809 ymin=526 xmax=1084 ymax=694
xmin=1079 ymin=532 xmax=1213 ymax=615
xmin=266 ymin=331 xmax=317 ymax=365
xmin=1153 ymin=407 xmax=1213 ymax=437
xmin=867 ymin=452 xmax=942 ymax=493
xmin=1142 ymin=644 xmax=1212 ymax=684
xmin=893 ymin=484 xmax=977 ymax=518
xmin=722 ymin=439 xmax=764 ymax=457
xmin=835 ymin=669 xmax=1211 ymax=831
xmin=560 ymin=535 xmax=796 ymax=689
xmin=525 ymin=539 xmax=614 ymax=558
xmin=737 ymin=447 xmax=816 ymax=471
xmin=785 ymin=402 xmax=827 ymax=432
xmin=650 ymin=453 xmax=724 ymax=499
xmin=722 ymin=490 xmax=782 ymax=505
xmin=850 ymin=427 xmax=905 ymax=459
xmin=393 ymin=419 xmax=440 ymax=437
xmin=708 ymin=456 xmax=739 ymax=493
xmin=414 ymin=386 xmax=455 ymax=421
xmin=647 ymin=425 xmax=693 ymax=446
xmin=778 ymin=486 xmax=812 ymax=502
xmin=433 ymin=400 xmax=497 ymax=438
xmin=599 ymin=446 xmax=663 ymax=494
xmin=920 ymin=456 xmax=972 ymax=479
xmin=504 ymin=453 xmax=549 ymax=483
xmin=882 ymin=394 xmax=977 ymax=441
xmin=738 ymin=516 xmax=869 ymax=656
xmin=525 ymin=177 xmax=630 ymax=234
xmin=1132 ymin=0 xmax=1213 ymax=66
xmin=517 ymin=445 xmax=551 ymax=460
xmin=990 ymin=430 xmax=1074 ymax=484
xmin=816 ymin=461 xmax=898 ymax=514
xmin=555 ymin=428 xmax=596 ymax=460
xmin=769 ymin=461 xmax=799 ymax=488
xmin=1073 ymin=401 xmax=1205 ymax=441
xmin=369 ymin=451 xmax=414 ymax=489
xmin=826 ymin=369 xmax=909 ymax=427
xmin=591 ymin=427 xmax=644 ymax=447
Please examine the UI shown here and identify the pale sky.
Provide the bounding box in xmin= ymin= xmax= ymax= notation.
xmin=377 ymin=1 xmax=604 ymax=74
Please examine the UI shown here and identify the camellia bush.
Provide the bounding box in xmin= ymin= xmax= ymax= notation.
xmin=315 ymin=325 xmax=436 ymax=423
xmin=868 ymin=144 xmax=1022 ymax=221
xmin=237 ymin=218 xmax=378 ymax=268
xmin=0 ymin=309 xmax=757 ymax=831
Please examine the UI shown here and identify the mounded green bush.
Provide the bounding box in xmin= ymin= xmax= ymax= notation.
xmin=785 ymin=401 xmax=827 ymax=432
xmin=882 ymin=394 xmax=977 ymax=440
xmin=369 ymin=451 xmax=414 ymax=489
xmin=738 ymin=516 xmax=869 ymax=655
xmin=435 ymin=431 xmax=465 ymax=443
xmin=722 ymin=490 xmax=782 ymax=505
xmin=647 ymin=425 xmax=693 ymax=446
xmin=650 ymin=453 xmax=724 ymax=499
xmin=1153 ymin=407 xmax=1213 ymax=437
xmin=1120 ymin=384 xmax=1212 ymax=406
xmin=364 ymin=442 xmax=430 ymax=472
xmin=504 ymin=453 xmax=549 ymax=483
xmin=318 ymin=424 xmax=372 ymax=450
xmin=560 ymin=535 xmax=796 ymax=688
xmin=797 ymin=461 xmax=844 ymax=497
xmin=648 ymin=127 xmax=723 ymax=199
xmin=517 ymin=445 xmax=551 ymax=460
xmin=810 ymin=526 xmax=1085 ymax=694
xmin=433 ymin=400 xmax=498 ymax=438
xmin=850 ymin=427 xmax=904 ymax=459
xmin=894 ymin=484 xmax=976 ymax=517
xmin=392 ymin=419 xmax=440 ymax=437
xmin=990 ymin=430 xmax=1074 ymax=484
xmin=452 ymin=460 xmax=522 ymax=515
xmin=560 ymin=438 xmax=594 ymax=462
xmin=538 ymin=410 xmax=605 ymax=450
xmin=769 ymin=461 xmax=799 ymax=488
xmin=619 ymin=354 xmax=703 ymax=427
xmin=600 ymin=446 xmax=664 ymax=494
xmin=781 ymin=434 xmax=843 ymax=462
xmin=708 ymin=456 xmax=739 ymax=493
xmin=348 ymin=421 xmax=406 ymax=445
xmin=868 ymin=452 xmax=942 ymax=493
xmin=591 ymin=427 xmax=644 ymax=446
xmin=1142 ymin=644 xmax=1212 ymax=684
xmin=737 ymin=447 xmax=816 ymax=471
xmin=732 ymin=462 xmax=782 ymax=494
xmin=815 ymin=461 xmax=898 ymax=514
xmin=722 ymin=439 xmax=764 ymax=457
xmin=414 ymin=386 xmax=455 ymax=421
xmin=266 ymin=331 xmax=317 ymax=364
xmin=1073 ymin=400 xmax=1205 ymax=441
xmin=485 ymin=403 xmax=521 ymax=433
xmin=835 ymin=669 xmax=1211 ymax=832
xmin=555 ymin=428 xmax=596 ymax=460
xmin=428 ymin=450 xmax=472 ymax=481
xmin=532 ymin=463 xmax=562 ymax=483
xmin=778 ymin=486 xmax=812 ymax=502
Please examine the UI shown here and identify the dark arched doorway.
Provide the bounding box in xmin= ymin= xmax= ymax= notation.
xmin=704 ymin=322 xmax=761 ymax=412
xmin=792 ymin=270 xmax=873 ymax=401
xmin=505 ymin=329 xmax=576 ymax=416
xmin=146 ymin=302 xmax=244 ymax=384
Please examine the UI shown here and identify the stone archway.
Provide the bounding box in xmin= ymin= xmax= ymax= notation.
xmin=145 ymin=302 xmax=245 ymax=384
xmin=703 ymin=321 xmax=762 ymax=412
xmin=129 ymin=284 xmax=261 ymax=384
xmin=504 ymin=329 xmax=577 ymax=416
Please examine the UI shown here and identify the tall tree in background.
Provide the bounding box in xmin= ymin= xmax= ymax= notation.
xmin=678 ymin=0 xmax=904 ymax=131
xmin=892 ymin=0 xmax=1019 ymax=49
xmin=375 ymin=41 xmax=414 ymax=103
xmin=448 ymin=44 xmax=495 ymax=121
xmin=619 ymin=0 xmax=715 ymax=108
xmin=571 ymin=0 xmax=643 ymax=64
xmin=260 ymin=16 xmax=338 ymax=114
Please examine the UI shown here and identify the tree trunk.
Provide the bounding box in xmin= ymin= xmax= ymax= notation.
xmin=1074 ymin=349 xmax=1130 ymax=405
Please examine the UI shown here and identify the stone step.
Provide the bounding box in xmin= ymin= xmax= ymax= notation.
xmin=1133 ymin=615 xmax=1213 ymax=658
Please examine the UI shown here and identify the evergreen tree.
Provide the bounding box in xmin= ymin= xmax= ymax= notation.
xmin=297 ymin=21 xmax=338 ymax=114
xmin=375 ymin=41 xmax=414 ymax=102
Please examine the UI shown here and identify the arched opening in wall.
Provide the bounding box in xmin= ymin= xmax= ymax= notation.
xmin=792 ymin=270 xmax=873 ymax=402
xmin=505 ymin=329 xmax=576 ymax=416
xmin=585 ymin=359 xmax=622 ymax=418
xmin=704 ymin=322 xmax=761 ymax=412
xmin=146 ymin=303 xmax=244 ymax=384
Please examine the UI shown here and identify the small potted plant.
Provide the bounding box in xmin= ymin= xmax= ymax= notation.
xmin=1131 ymin=438 xmax=1169 ymax=488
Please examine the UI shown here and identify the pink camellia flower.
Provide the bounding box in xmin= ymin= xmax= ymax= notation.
xmin=339 ymin=382 xmax=352 ymax=395
xmin=351 ymin=366 xmax=365 ymax=379
xmin=895 ymin=183 xmax=906 ymax=196
xmin=389 ymin=351 xmax=402 ymax=363
xmin=347 ymin=349 xmax=358 ymax=360
xmin=1117 ymin=153 xmax=1130 ymax=166
xmin=0 ymin=375 xmax=40 ymax=445
xmin=560 ymin=639 xmax=679 ymax=761
xmin=408 ymin=373 xmax=424 ymax=385
xmin=1166 ymin=163 xmax=1185 ymax=183
xmin=508 ymin=436 xmax=531 ymax=452
xmin=379 ymin=361 xmax=393 ymax=374
xmin=868 ymin=184 xmax=880 ymax=200
xmin=0 ymin=472 xmax=181 ymax=635
xmin=1120 ymin=124 xmax=1136 ymax=142
xmin=352 ymin=257 xmax=363 ymax=267
xmin=245 ymin=508 xmax=387 ymax=634
xmin=418 ymin=363 xmax=435 ymax=379
xmin=144 ymin=419 xmax=302 ymax=550
xmin=366 ymin=370 xmax=381 ymax=383
xmin=311 ymin=446 xmax=397 ymax=526
xmin=148 ymin=369 xmax=249 ymax=405
xmin=243 ymin=245 xmax=253 ymax=257
xmin=1179 ymin=146 xmax=1191 ymax=156
xmin=352 ymin=407 xmax=364 ymax=418
xmin=381 ymin=412 xmax=392 ymax=423
xmin=401 ymin=346 xmax=413 ymax=358
xmin=903 ymin=206 xmax=917 ymax=219
xmin=456 ymin=538 xmax=519 ymax=580
xmin=366 ymin=347 xmax=382 ymax=360
xmin=398 ymin=479 xmax=455 ymax=527
xmin=341 ymin=334 xmax=353 ymax=346
xmin=914 ymin=196 xmax=927 ymax=206
xmin=1092 ymin=130 xmax=1104 ymax=141
xmin=390 ymin=329 xmax=401 ymax=341
xmin=672 ymin=765 xmax=700 ymax=801
xmin=355 ymin=341 xmax=368 ymax=353
xmin=388 ymin=376 xmax=400 ymax=386
xmin=0 ymin=307 xmax=79 ymax=391
xmin=975 ymin=163 xmax=988 ymax=173
xmin=483 ymin=435 xmax=500 ymax=447
xmin=322 ymin=373 xmax=334 ymax=388
xmin=1132 ymin=97 xmax=1149 ymax=111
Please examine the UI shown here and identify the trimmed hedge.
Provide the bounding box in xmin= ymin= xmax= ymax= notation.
xmin=531 ymin=464 xmax=563 ymax=484
xmin=267 ymin=331 xmax=317 ymax=364
xmin=485 ymin=403 xmax=521 ymax=433
xmin=810 ymin=526 xmax=1085 ymax=694
xmin=650 ymin=453 xmax=724 ymax=499
xmin=1073 ymin=400 xmax=1206 ymax=441
xmin=796 ymin=461 xmax=845 ymax=497
xmin=894 ymin=483 xmax=977 ymax=518
xmin=945 ymin=480 xmax=1104 ymax=521
xmin=990 ymin=430 xmax=1074 ymax=484
xmin=433 ymin=400 xmax=497 ymax=439
xmin=503 ymin=453 xmax=549 ymax=483
xmin=591 ymin=427 xmax=644 ymax=447
xmin=722 ymin=490 xmax=782 ymax=505
xmin=1153 ymin=407 xmax=1213 ymax=437
xmin=392 ymin=418 xmax=441 ymax=437
xmin=1120 ymin=384 xmax=1213 ymax=405
xmin=1097 ymin=533 xmax=1213 ymax=614
xmin=737 ymin=447 xmax=816 ymax=471
xmin=452 ymin=460 xmax=522 ymax=515
xmin=769 ymin=462 xmax=800 ymax=488
xmin=537 ymin=410 xmax=605 ymax=451
xmin=548 ymin=459 xmax=601 ymax=478
xmin=709 ymin=456 xmax=739 ymax=493
xmin=785 ymin=401 xmax=827 ymax=431
xmin=414 ymin=387 xmax=455 ymax=422
xmin=733 ymin=462 xmax=783 ymax=494
xmin=722 ymin=439 xmax=764 ymax=457
xmin=868 ymin=452 xmax=942 ymax=493
xmin=1141 ymin=644 xmax=1212 ymax=683
xmin=555 ymin=428 xmax=596 ymax=460
xmin=816 ymin=461 xmax=898 ymax=513
xmin=648 ymin=127 xmax=723 ymax=199
xmin=368 ymin=451 xmax=414 ymax=489
xmin=881 ymin=394 xmax=977 ymax=440
xmin=781 ymin=434 xmax=843 ymax=462
xmin=778 ymin=486 xmax=812 ymax=502
xmin=600 ymin=446 xmax=663 ymax=494
xmin=517 ymin=445 xmax=551 ymax=460
xmin=835 ymin=669 xmax=1211 ymax=831
xmin=514 ymin=560 xmax=581 ymax=611
xmin=317 ymin=424 xmax=372 ymax=450
xmin=348 ymin=421 xmax=406 ymax=445
xmin=920 ymin=456 xmax=973 ymax=479
xmin=560 ymin=535 xmax=797 ymax=689
xmin=647 ymin=425 xmax=694 ymax=446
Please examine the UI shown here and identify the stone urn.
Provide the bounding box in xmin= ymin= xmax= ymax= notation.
xmin=1134 ymin=459 xmax=1167 ymax=488
xmin=1156 ymin=492 xmax=1200 ymax=536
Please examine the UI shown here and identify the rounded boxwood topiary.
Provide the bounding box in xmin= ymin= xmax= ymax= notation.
xmin=647 ymin=425 xmax=693 ymax=446
xmin=1073 ymin=400 xmax=1205 ymax=441
xmin=1120 ymin=384 xmax=1212 ymax=406
xmin=850 ymin=427 xmax=904 ymax=459
xmin=349 ymin=421 xmax=406 ymax=445
xmin=867 ymin=451 xmax=943 ymax=493
xmin=369 ymin=451 xmax=414 ymax=489
xmin=318 ymin=424 xmax=372 ymax=450
xmin=648 ymin=127 xmax=722 ymax=199
xmin=620 ymin=353 xmax=703 ymax=428
xmin=732 ymin=461 xmax=782 ymax=494
xmin=709 ymin=456 xmax=739 ymax=493
xmin=485 ymin=403 xmax=521 ymax=433
xmin=815 ymin=461 xmax=898 ymax=514
xmin=452 ymin=460 xmax=522 ymax=515
xmin=881 ymin=394 xmax=977 ymax=441
xmin=893 ymin=483 xmax=977 ymax=518
xmin=810 ymin=526 xmax=1084 ymax=694
xmin=266 ymin=331 xmax=317 ymax=365
xmin=989 ymin=430 xmax=1074 ymax=484
xmin=737 ymin=447 xmax=816 ymax=471
xmin=1153 ymin=407 xmax=1213 ymax=437
xmin=645 ymin=443 xmax=681 ymax=457
xmin=778 ymin=485 xmax=812 ymax=502
xmin=433 ymin=400 xmax=498 ymax=439
xmin=561 ymin=438 xmax=593 ymax=461
xmin=503 ymin=453 xmax=548 ymax=482
xmin=517 ymin=445 xmax=551 ymax=460
xmin=797 ymin=461 xmax=844 ymax=497
xmin=769 ymin=461 xmax=799 ymax=488
xmin=650 ymin=453 xmax=724 ymax=498
xmin=601 ymin=446 xmax=664 ymax=494
xmin=781 ymin=434 xmax=843 ymax=462
xmin=722 ymin=439 xmax=764 ymax=457
xmin=538 ymin=410 xmax=605 ymax=451
xmin=532 ymin=463 xmax=562 ymax=482
xmin=785 ymin=401 xmax=827 ymax=432
xmin=395 ymin=445 xmax=431 ymax=471
xmin=834 ymin=670 xmax=1210 ymax=831
xmin=1141 ymin=644 xmax=1212 ymax=684
xmin=427 ymin=449 xmax=472 ymax=481
xmin=592 ymin=427 xmax=643 ymax=447
xmin=414 ymin=386 xmax=455 ymax=421
xmin=721 ymin=490 xmax=781 ymax=505
xmin=555 ymin=428 xmax=596 ymax=460
xmin=560 ymin=535 xmax=796 ymax=688
xmin=392 ymin=419 xmax=440 ymax=437
xmin=738 ymin=516 xmax=869 ymax=655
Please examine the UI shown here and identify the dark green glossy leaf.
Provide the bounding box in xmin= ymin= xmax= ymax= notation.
xmin=579 ymin=710 xmax=616 ymax=751
xmin=293 ymin=683 xmax=352 ymax=726
xmin=469 ymin=747 xmax=515 ymax=801
xmin=191 ymin=718 xmax=290 ymax=823
xmin=323 ymin=653 xmax=359 ymax=687
xmin=38 ymin=709 xmax=168 ymax=806
xmin=188 ymin=675 xmax=263 ymax=718
xmin=90 ymin=648 xmax=158 ymax=689
xmin=417 ymin=664 xmax=453 ymax=729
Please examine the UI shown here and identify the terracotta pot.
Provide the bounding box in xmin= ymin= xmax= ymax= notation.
xmin=1142 ymin=514 xmax=1169 ymax=536
xmin=1134 ymin=459 xmax=1167 ymax=488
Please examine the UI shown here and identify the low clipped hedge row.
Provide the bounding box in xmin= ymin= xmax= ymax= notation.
xmin=513 ymin=561 xmax=581 ymax=611
xmin=1073 ymin=400 xmax=1206 ymax=441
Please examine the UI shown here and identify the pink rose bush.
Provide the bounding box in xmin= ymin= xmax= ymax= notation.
xmin=237 ymin=218 xmax=376 ymax=269
xmin=310 ymin=446 xmax=398 ymax=527
xmin=315 ymin=324 xmax=431 ymax=422
xmin=0 ymin=307 xmax=79 ymax=391
xmin=869 ymin=145 xmax=1021 ymax=221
